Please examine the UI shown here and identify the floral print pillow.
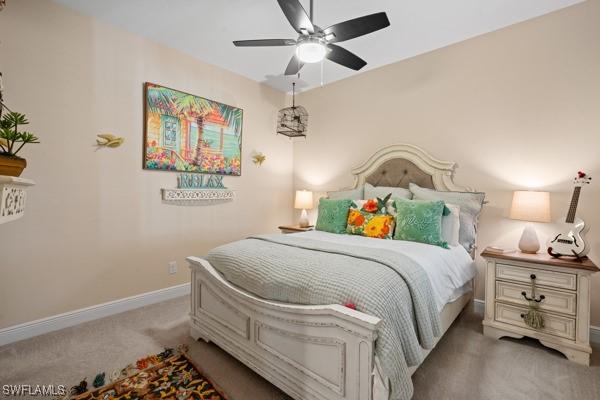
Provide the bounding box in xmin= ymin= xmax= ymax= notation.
xmin=353 ymin=193 xmax=394 ymax=215
xmin=346 ymin=208 xmax=395 ymax=239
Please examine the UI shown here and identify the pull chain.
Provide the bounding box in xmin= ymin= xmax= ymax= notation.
xmin=320 ymin=58 xmax=324 ymax=87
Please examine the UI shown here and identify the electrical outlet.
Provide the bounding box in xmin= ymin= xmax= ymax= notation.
xmin=168 ymin=261 xmax=177 ymax=275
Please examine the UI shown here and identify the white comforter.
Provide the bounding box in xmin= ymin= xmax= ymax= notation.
xmin=292 ymin=230 xmax=477 ymax=311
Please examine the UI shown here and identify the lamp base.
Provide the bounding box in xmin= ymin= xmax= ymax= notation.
xmin=298 ymin=209 xmax=309 ymax=228
xmin=518 ymin=223 xmax=540 ymax=254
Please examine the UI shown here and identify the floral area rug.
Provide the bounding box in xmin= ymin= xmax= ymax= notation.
xmin=66 ymin=347 xmax=227 ymax=400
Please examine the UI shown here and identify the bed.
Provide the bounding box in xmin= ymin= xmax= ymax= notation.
xmin=187 ymin=144 xmax=480 ymax=400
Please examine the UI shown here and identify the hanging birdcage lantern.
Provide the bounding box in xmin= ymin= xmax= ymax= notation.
xmin=277 ymin=82 xmax=308 ymax=138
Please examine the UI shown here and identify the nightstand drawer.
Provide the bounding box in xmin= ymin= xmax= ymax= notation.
xmin=496 ymin=263 xmax=576 ymax=290
xmin=495 ymin=303 xmax=576 ymax=340
xmin=495 ymin=281 xmax=577 ymax=316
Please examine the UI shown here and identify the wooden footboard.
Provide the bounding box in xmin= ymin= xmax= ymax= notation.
xmin=188 ymin=257 xmax=382 ymax=400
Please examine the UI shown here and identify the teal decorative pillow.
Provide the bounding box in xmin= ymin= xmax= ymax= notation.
xmin=315 ymin=198 xmax=353 ymax=234
xmin=393 ymin=198 xmax=448 ymax=248
xmin=409 ymin=183 xmax=485 ymax=253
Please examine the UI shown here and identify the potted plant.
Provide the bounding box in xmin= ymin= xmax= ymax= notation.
xmin=0 ymin=111 xmax=40 ymax=177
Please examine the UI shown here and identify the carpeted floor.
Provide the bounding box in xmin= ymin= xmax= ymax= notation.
xmin=1 ymin=296 xmax=599 ymax=400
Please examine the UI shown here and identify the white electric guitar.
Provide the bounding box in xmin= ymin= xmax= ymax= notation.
xmin=548 ymin=171 xmax=592 ymax=259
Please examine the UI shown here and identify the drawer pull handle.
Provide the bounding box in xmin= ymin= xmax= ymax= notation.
xmin=530 ymin=274 xmax=536 ymax=280
xmin=521 ymin=291 xmax=545 ymax=303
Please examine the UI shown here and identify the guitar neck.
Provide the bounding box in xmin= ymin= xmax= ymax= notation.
xmin=566 ymin=186 xmax=581 ymax=223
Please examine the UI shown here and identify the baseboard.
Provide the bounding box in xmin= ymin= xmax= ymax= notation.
xmin=0 ymin=283 xmax=190 ymax=347
xmin=2 ymin=290 xmax=597 ymax=347
xmin=590 ymin=325 xmax=600 ymax=345
xmin=473 ymin=298 xmax=485 ymax=314
xmin=472 ymin=298 xmax=600 ymax=344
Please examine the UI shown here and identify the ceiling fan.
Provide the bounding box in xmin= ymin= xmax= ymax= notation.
xmin=233 ymin=0 xmax=390 ymax=75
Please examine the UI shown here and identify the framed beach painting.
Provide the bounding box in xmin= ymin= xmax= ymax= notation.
xmin=143 ymin=82 xmax=243 ymax=175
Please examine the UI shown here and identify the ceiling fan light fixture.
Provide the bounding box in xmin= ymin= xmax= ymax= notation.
xmin=296 ymin=39 xmax=326 ymax=63
xmin=232 ymin=1 xmax=391 ymax=75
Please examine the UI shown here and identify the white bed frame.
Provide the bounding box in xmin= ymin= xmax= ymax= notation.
xmin=188 ymin=144 xmax=475 ymax=400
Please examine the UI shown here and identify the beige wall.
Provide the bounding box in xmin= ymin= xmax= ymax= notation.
xmin=0 ymin=0 xmax=293 ymax=328
xmin=295 ymin=1 xmax=600 ymax=324
xmin=2 ymin=0 xmax=599 ymax=330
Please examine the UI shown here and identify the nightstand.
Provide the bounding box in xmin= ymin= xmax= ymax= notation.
xmin=481 ymin=248 xmax=599 ymax=365
xmin=278 ymin=225 xmax=313 ymax=234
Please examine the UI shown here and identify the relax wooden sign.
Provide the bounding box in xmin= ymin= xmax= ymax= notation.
xmin=177 ymin=173 xmax=226 ymax=189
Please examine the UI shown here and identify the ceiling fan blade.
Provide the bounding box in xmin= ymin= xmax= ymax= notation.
xmin=323 ymin=12 xmax=390 ymax=43
xmin=233 ymin=39 xmax=296 ymax=47
xmin=284 ymin=54 xmax=304 ymax=75
xmin=326 ymin=44 xmax=367 ymax=71
xmin=277 ymin=0 xmax=314 ymax=34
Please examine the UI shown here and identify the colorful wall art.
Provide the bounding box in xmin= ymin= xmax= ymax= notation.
xmin=143 ymin=83 xmax=243 ymax=175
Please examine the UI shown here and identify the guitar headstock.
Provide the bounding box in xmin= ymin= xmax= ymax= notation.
xmin=574 ymin=171 xmax=592 ymax=187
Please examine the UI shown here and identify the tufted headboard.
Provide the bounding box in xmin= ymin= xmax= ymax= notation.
xmin=350 ymin=144 xmax=471 ymax=192
xmin=363 ymin=158 xmax=435 ymax=189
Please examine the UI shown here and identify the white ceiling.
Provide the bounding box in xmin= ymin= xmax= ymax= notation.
xmin=54 ymin=0 xmax=583 ymax=92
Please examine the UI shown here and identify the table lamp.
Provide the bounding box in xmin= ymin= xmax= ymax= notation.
xmin=294 ymin=190 xmax=313 ymax=228
xmin=509 ymin=190 xmax=551 ymax=253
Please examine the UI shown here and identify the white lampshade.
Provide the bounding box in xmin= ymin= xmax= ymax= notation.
xmin=294 ymin=190 xmax=313 ymax=210
xmin=296 ymin=41 xmax=326 ymax=63
xmin=509 ymin=191 xmax=551 ymax=223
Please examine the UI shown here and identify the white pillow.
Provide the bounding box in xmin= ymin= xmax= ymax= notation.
xmin=328 ymin=186 xmax=364 ymax=200
xmin=352 ymin=199 xmax=367 ymax=209
xmin=364 ymin=183 xmax=412 ymax=200
xmin=442 ymin=204 xmax=460 ymax=247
